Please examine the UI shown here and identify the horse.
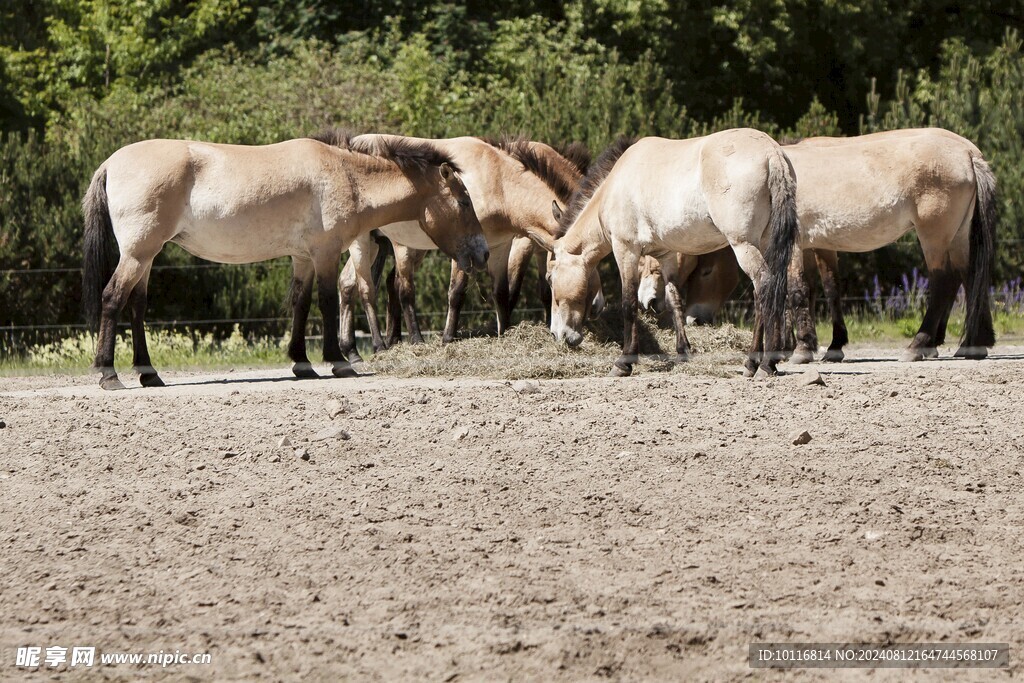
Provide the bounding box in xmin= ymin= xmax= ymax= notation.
xmin=785 ymin=128 xmax=996 ymax=362
xmin=337 ymin=136 xmax=593 ymax=363
xmin=529 ymin=129 xmax=800 ymax=378
xmin=638 ymin=249 xmax=739 ymax=324
xmin=81 ymin=133 xmax=488 ymax=390
xmin=637 ymin=128 xmax=997 ymax=364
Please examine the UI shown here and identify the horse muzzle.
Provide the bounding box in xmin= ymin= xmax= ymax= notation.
xmin=457 ymin=236 xmax=489 ymax=274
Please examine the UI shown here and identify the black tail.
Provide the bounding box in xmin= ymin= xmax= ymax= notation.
xmin=370 ymin=229 xmax=392 ymax=291
xmin=961 ymin=154 xmax=997 ymax=351
xmin=82 ymin=166 xmax=117 ymax=332
xmin=761 ymin=147 xmax=800 ymax=353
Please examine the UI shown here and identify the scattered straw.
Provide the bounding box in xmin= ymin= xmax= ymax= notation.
xmin=368 ymin=315 xmax=752 ymax=380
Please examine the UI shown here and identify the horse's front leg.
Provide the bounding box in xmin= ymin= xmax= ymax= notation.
xmin=442 ymin=260 xmax=469 ymax=344
xmin=610 ymin=246 xmax=641 ymax=377
xmin=315 ymin=255 xmax=356 ymax=379
xmin=488 ymin=239 xmax=514 ymax=335
xmin=338 ymin=257 xmax=363 ymax=363
xmin=128 ymin=263 xmax=164 ymax=387
xmin=288 ymin=256 xmax=319 ymax=379
xmin=506 ymin=236 xmax=535 ymax=316
xmin=660 ymin=255 xmax=691 ymax=363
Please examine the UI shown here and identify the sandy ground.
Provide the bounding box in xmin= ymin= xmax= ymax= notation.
xmin=1 ymin=345 xmax=1023 ymax=681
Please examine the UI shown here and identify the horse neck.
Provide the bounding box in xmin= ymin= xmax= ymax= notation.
xmin=561 ymin=204 xmax=611 ymax=267
xmin=351 ymin=163 xmax=432 ymax=228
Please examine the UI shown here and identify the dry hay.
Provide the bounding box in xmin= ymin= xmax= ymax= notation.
xmin=367 ymin=314 xmax=752 ymax=380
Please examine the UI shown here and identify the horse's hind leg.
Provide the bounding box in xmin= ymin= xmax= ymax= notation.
xmin=903 ymin=219 xmax=969 ymax=362
xmin=815 ymin=250 xmax=849 ymax=362
xmin=789 ymin=249 xmax=818 ymax=364
xmin=610 ymin=242 xmax=641 ymax=377
xmin=384 ymin=266 xmax=403 ymax=347
xmin=95 ymin=256 xmax=150 ymax=390
xmin=128 ymin=264 xmax=163 ymax=387
xmin=393 ymin=245 xmax=426 ymax=344
xmin=288 ymin=256 xmax=319 ymax=378
xmin=730 ymin=242 xmax=772 ymax=377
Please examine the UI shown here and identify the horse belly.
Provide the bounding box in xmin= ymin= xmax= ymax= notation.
xmin=174 ymin=208 xmax=314 ymax=263
xmin=802 ymin=206 xmax=914 ymax=253
xmin=652 ymin=218 xmax=728 ymax=256
xmin=378 ymin=221 xmax=439 ymax=251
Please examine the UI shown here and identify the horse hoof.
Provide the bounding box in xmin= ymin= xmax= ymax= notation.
xmin=673 ymin=352 xmax=691 ymax=364
xmin=139 ymin=373 xmax=165 ymax=388
xmin=753 ymin=366 xmax=774 ymax=380
xmin=821 ymin=349 xmax=845 ymax=363
xmin=899 ymin=349 xmax=924 ymax=363
xmin=789 ymin=348 xmax=815 ymax=365
xmin=922 ymin=347 xmax=940 ymax=359
xmin=292 ymin=362 xmax=320 ymax=379
xmin=409 ymin=336 xmax=426 ymax=345
xmin=954 ymin=346 xmax=987 ymax=360
xmin=372 ymin=343 xmax=388 ymax=354
xmin=608 ymin=364 xmax=632 ymax=378
xmin=100 ymin=376 xmax=126 ymax=391
xmin=332 ymin=363 xmax=359 ymax=379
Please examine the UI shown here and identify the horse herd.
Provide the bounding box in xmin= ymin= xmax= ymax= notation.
xmin=81 ymin=127 xmax=997 ymax=389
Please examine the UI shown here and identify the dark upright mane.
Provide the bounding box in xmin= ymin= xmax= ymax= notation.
xmin=480 ymin=136 xmax=589 ymax=206
xmin=556 ymin=136 xmax=637 ymax=237
xmin=309 ymin=128 xmax=462 ymax=175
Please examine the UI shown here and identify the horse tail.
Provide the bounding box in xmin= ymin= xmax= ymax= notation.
xmin=960 ymin=153 xmax=997 ymax=353
xmin=370 ymin=229 xmax=392 ymax=291
xmin=761 ymin=145 xmax=800 ymax=353
xmin=82 ymin=165 xmax=117 ymax=332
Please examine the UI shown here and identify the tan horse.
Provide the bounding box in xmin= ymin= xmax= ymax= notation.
xmin=338 ymin=136 xmax=590 ymax=361
xmin=641 ymin=128 xmax=997 ymax=364
xmin=638 ymin=249 xmax=739 ymax=324
xmin=530 ymin=130 xmax=800 ymax=377
xmin=786 ymin=128 xmax=996 ymax=362
xmin=82 ymin=133 xmax=487 ymax=389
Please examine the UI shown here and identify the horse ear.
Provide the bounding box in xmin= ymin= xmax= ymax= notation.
xmin=526 ymin=229 xmax=555 ymax=254
xmin=551 ymin=200 xmax=563 ymax=222
xmin=439 ymin=162 xmax=454 ymax=182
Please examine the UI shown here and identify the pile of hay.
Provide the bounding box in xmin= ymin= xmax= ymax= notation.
xmin=368 ymin=314 xmax=752 ymax=380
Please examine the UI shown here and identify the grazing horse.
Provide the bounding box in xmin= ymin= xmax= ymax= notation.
xmin=530 ymin=130 xmax=800 ymax=377
xmin=639 ymin=128 xmax=997 ymax=364
xmin=82 ymin=134 xmax=487 ymax=389
xmin=338 ymin=136 xmax=591 ymax=362
xmin=786 ymin=128 xmax=996 ymax=362
xmin=638 ymin=249 xmax=739 ymax=323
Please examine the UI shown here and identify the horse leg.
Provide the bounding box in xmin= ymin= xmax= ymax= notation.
xmin=288 ymin=256 xmax=319 ymax=378
xmin=815 ymin=250 xmax=849 ymax=362
xmin=128 ymin=263 xmax=164 ymax=387
xmin=394 ymin=245 xmax=426 ymax=344
xmin=352 ymin=238 xmax=387 ymax=354
xmin=442 ymin=260 xmax=469 ymax=344
xmin=610 ymin=244 xmax=641 ymax=377
xmin=488 ymin=239 xmax=514 ymax=336
xmin=95 ymin=256 xmax=150 ymax=390
xmin=506 ymin=236 xmax=534 ymax=315
xmin=315 ymin=256 xmax=356 ymax=379
xmin=384 ymin=266 xmax=403 ymax=347
xmin=660 ymin=254 xmax=691 ymax=362
xmin=902 ymin=223 xmax=967 ymax=362
xmin=537 ymin=250 xmax=552 ymax=325
xmin=730 ymin=242 xmax=774 ymax=377
xmin=338 ymin=257 xmax=363 ymax=364
xmin=788 ymin=249 xmax=818 ymax=364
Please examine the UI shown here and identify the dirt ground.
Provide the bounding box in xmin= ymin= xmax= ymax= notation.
xmin=1 ymin=345 xmax=1023 ymax=681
